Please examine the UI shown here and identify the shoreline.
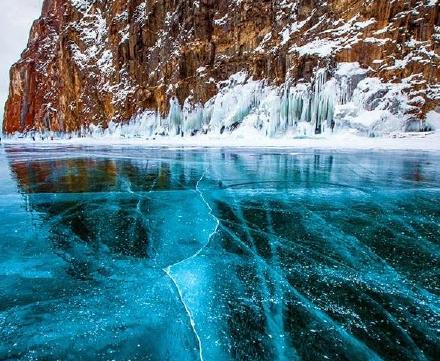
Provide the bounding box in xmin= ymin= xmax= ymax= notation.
xmin=1 ymin=131 xmax=440 ymax=152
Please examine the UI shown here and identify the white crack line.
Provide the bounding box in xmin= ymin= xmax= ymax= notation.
xmin=163 ymin=267 xmax=204 ymax=361
xmin=162 ymin=171 xmax=220 ymax=361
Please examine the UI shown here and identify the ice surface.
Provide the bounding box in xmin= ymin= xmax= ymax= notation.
xmin=0 ymin=145 xmax=439 ymax=361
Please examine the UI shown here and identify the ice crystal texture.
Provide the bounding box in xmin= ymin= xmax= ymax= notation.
xmin=0 ymin=146 xmax=439 ymax=360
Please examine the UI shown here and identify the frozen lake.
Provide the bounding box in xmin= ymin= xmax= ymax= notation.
xmin=0 ymin=145 xmax=439 ymax=360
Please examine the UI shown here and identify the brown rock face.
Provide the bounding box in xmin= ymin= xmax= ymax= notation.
xmin=3 ymin=0 xmax=440 ymax=134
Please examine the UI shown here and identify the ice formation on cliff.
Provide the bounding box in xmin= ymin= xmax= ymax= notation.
xmin=90 ymin=63 xmax=416 ymax=140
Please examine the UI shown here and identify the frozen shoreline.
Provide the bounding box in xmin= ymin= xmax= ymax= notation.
xmin=2 ymin=130 xmax=440 ymax=152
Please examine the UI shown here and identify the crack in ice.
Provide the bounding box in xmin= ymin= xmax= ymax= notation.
xmin=220 ymin=224 xmax=384 ymax=361
xmin=161 ymin=171 xmax=220 ymax=361
xmin=121 ymin=173 xmax=209 ymax=359
xmin=163 ymin=267 xmax=204 ymax=361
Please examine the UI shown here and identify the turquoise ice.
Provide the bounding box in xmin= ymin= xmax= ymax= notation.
xmin=0 ymin=145 xmax=439 ymax=360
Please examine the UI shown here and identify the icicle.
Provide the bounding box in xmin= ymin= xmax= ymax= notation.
xmin=265 ymin=92 xmax=282 ymax=137
xmin=168 ymin=97 xmax=182 ymax=136
xmin=209 ymin=75 xmax=263 ymax=133
xmin=279 ymin=86 xmax=290 ymax=132
xmin=306 ymin=69 xmax=337 ymax=134
xmin=339 ymin=76 xmax=351 ymax=105
xmin=182 ymin=100 xmax=204 ymax=135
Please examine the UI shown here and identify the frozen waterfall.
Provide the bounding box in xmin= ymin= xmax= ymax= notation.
xmin=103 ymin=68 xmax=342 ymax=139
xmin=15 ymin=63 xmax=413 ymax=140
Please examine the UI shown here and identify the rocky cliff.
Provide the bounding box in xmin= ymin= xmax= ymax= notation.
xmin=3 ymin=0 xmax=440 ymax=136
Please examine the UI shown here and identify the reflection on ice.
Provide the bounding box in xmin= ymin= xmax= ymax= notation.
xmin=0 ymin=146 xmax=439 ymax=360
